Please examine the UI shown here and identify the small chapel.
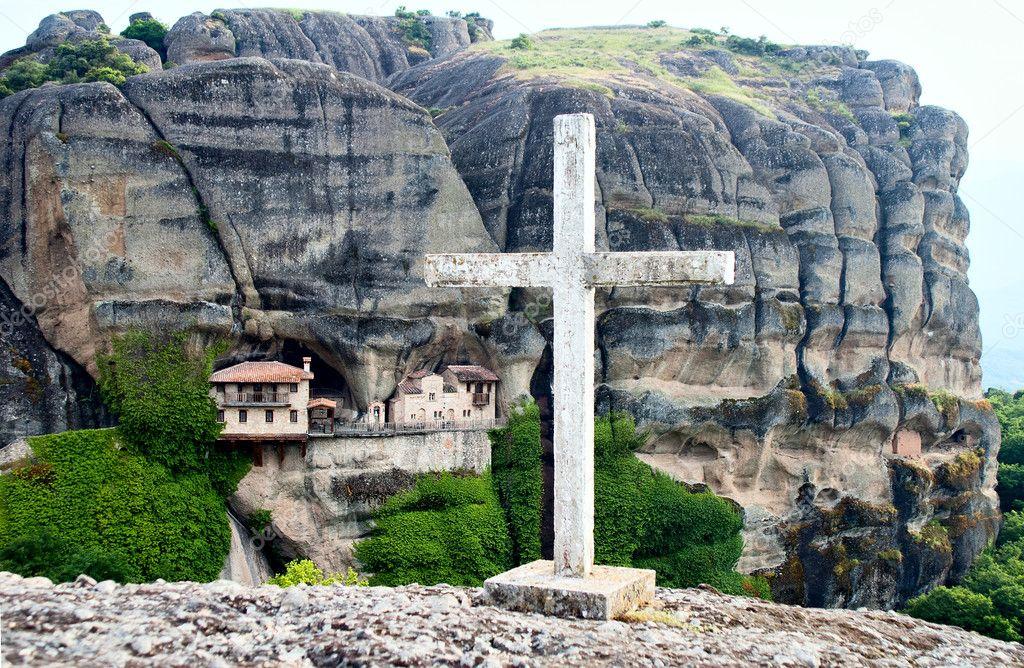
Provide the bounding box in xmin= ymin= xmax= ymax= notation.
xmin=387 ymin=365 xmax=499 ymax=425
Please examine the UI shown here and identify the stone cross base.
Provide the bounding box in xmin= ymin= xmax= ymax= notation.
xmin=483 ymin=560 xmax=656 ymax=620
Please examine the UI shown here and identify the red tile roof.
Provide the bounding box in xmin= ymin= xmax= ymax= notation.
xmin=395 ymin=365 xmax=498 ymax=395
xmin=446 ymin=365 xmax=499 ymax=382
xmin=307 ymin=397 xmax=337 ymax=409
xmin=398 ymin=378 xmax=423 ymax=395
xmin=210 ymin=361 xmax=313 ymax=384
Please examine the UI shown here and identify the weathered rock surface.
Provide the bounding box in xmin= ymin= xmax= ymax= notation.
xmin=0 ymin=279 xmax=106 ymax=445
xmin=231 ymin=430 xmax=491 ymax=571
xmin=0 ymin=53 xmax=501 ymax=403
xmin=2 ymin=571 xmax=1021 ymax=666
xmin=0 ymin=17 xmax=997 ymax=610
xmin=164 ymin=9 xmax=488 ymax=83
xmin=219 ymin=507 xmax=273 ymax=586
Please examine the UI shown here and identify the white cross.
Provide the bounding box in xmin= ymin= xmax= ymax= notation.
xmin=425 ymin=113 xmax=735 ymax=578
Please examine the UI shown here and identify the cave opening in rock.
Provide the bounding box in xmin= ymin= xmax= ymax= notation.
xmin=278 ymin=341 xmax=358 ymax=419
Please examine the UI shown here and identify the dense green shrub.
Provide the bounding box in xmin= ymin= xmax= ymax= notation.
xmin=98 ymin=332 xmax=225 ymax=474
xmin=904 ymin=586 xmax=1021 ymax=642
xmin=0 ymin=59 xmax=48 ymax=96
xmin=0 ymin=37 xmax=148 ymax=99
xmin=120 ymin=17 xmax=168 ymax=59
xmin=0 ymin=528 xmax=130 ymax=583
xmin=593 ymin=414 xmax=758 ymax=595
xmin=268 ymin=559 xmax=367 ymax=587
xmin=510 ymin=33 xmax=533 ymax=50
xmin=489 ymin=400 xmax=543 ymax=564
xmin=395 ymin=6 xmax=432 ymax=50
xmin=486 ymin=409 xmax=767 ymax=597
xmin=0 ymin=332 xmax=249 ymax=583
xmin=354 ymin=472 xmax=511 ymax=586
xmin=989 ymin=389 xmax=1024 ymax=509
xmin=47 ymin=38 xmax=147 ymax=85
xmin=0 ymin=429 xmax=230 ymax=583
xmin=724 ymin=34 xmax=780 ymax=56
xmin=905 ymin=506 xmax=1024 ymax=640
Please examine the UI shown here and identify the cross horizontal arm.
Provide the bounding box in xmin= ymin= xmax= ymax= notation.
xmin=584 ymin=251 xmax=735 ymax=287
xmin=424 ymin=253 xmax=555 ymax=288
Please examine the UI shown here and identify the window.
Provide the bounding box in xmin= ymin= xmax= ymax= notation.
xmin=429 ymin=392 xmax=436 ymax=401
xmin=239 ymin=410 xmax=248 ymax=423
xmin=411 ymin=414 xmax=416 ymax=420
xmin=290 ymin=410 xmax=298 ymax=423
xmin=217 ymin=410 xmax=225 ymax=422
xmin=265 ymin=410 xmax=274 ymax=423
xmin=290 ymin=383 xmax=298 ymax=393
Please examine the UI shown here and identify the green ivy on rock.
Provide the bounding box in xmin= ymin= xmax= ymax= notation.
xmin=0 ymin=332 xmax=249 ymax=583
xmin=0 ymin=429 xmax=230 ymax=582
xmin=362 ymin=404 xmax=769 ymax=597
xmin=354 ymin=472 xmax=511 ymax=586
xmin=489 ymin=400 xmax=543 ymax=564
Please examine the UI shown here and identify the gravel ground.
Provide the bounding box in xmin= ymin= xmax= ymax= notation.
xmin=1 ymin=571 xmax=1021 ymax=666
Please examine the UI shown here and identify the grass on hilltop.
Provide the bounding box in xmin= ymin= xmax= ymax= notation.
xmin=472 ymin=26 xmax=777 ymax=117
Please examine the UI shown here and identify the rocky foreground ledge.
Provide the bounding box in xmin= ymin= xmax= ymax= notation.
xmin=1 ymin=572 xmax=1020 ymax=667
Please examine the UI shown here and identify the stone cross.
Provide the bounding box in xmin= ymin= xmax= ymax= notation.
xmin=425 ymin=113 xmax=734 ymax=579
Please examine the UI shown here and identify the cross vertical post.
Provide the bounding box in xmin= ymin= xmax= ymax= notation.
xmin=552 ymin=113 xmax=596 ymax=578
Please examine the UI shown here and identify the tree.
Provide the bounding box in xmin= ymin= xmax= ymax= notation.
xmin=904 ymin=587 xmax=1021 ymax=642
xmin=48 ymin=38 xmax=148 ymax=84
xmin=510 ymin=33 xmax=533 ymax=50
xmin=0 ymin=331 xmax=250 ymax=583
xmin=0 ymin=428 xmax=231 ymax=583
xmin=1 ymin=59 xmax=48 ymax=95
xmin=120 ymin=17 xmax=168 ymax=60
xmin=395 ymin=6 xmax=432 ymax=49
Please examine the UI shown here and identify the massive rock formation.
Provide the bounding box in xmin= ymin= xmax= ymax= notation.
xmin=164 ymin=9 xmax=490 ymax=82
xmin=0 ymin=14 xmax=999 ymax=608
xmin=389 ymin=33 xmax=998 ymax=608
xmin=230 ymin=430 xmax=491 ymax=572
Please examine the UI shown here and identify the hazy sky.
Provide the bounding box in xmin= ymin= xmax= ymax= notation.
xmin=2 ymin=1 xmax=1022 ymax=386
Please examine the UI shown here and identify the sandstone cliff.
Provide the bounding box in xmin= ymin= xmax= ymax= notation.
xmin=0 ymin=14 xmax=999 ymax=608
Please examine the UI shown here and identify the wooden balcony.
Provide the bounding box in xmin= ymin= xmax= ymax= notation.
xmin=221 ymin=391 xmax=291 ymax=406
xmin=472 ymin=392 xmax=491 ymax=406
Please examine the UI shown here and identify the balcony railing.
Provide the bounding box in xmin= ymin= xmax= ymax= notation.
xmin=308 ymin=418 xmax=334 ymax=435
xmin=222 ymin=391 xmax=291 ymax=406
xmin=325 ymin=417 xmax=506 ymax=437
xmin=472 ymin=392 xmax=491 ymax=406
